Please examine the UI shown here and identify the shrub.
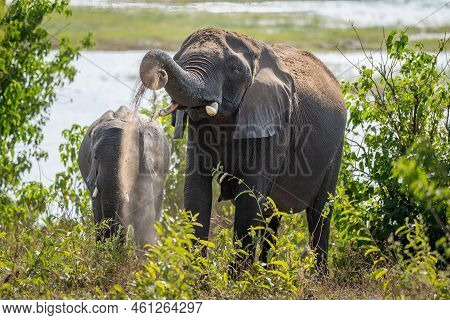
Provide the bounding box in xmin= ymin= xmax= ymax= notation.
xmin=51 ymin=124 xmax=90 ymax=219
xmin=125 ymin=201 xmax=316 ymax=300
xmin=337 ymin=31 xmax=449 ymax=250
xmin=333 ymin=31 xmax=449 ymax=298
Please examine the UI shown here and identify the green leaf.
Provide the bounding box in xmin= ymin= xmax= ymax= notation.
xmin=373 ymin=268 xmax=388 ymax=280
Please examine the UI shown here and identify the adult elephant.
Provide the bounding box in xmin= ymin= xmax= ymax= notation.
xmin=139 ymin=28 xmax=346 ymax=273
xmin=78 ymin=106 xmax=170 ymax=249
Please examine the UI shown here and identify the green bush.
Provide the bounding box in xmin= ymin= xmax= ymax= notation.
xmin=125 ymin=200 xmax=316 ymax=300
xmin=52 ymin=124 xmax=90 ymax=219
xmin=337 ymin=31 xmax=449 ymax=249
xmin=332 ymin=31 xmax=449 ymax=298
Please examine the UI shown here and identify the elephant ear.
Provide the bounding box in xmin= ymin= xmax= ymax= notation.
xmin=233 ymin=46 xmax=294 ymax=139
xmin=78 ymin=110 xmax=116 ymax=184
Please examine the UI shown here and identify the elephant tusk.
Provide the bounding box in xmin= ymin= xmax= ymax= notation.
xmin=92 ymin=186 xmax=98 ymax=199
xmin=159 ymin=102 xmax=179 ymax=117
xmin=205 ymin=102 xmax=219 ymax=116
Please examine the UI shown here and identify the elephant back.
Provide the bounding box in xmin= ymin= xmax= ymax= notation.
xmin=271 ymin=44 xmax=346 ymax=114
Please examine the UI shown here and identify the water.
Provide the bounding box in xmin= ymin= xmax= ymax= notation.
xmin=68 ymin=0 xmax=450 ymax=27
xmin=130 ymin=81 xmax=148 ymax=111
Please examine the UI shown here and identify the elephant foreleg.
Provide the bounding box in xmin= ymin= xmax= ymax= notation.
xmin=233 ymin=174 xmax=276 ymax=271
xmin=260 ymin=213 xmax=281 ymax=264
xmin=232 ymin=136 xmax=287 ymax=272
xmin=184 ymin=123 xmax=215 ymax=241
xmin=184 ymin=167 xmax=213 ymax=241
xmin=232 ymin=182 xmax=265 ymax=271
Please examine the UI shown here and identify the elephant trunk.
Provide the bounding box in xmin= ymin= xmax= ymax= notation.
xmin=139 ymin=50 xmax=219 ymax=115
xmin=97 ymin=162 xmax=122 ymax=239
xmin=100 ymin=194 xmax=121 ymax=239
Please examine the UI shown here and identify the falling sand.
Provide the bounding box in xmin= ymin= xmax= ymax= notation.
xmin=116 ymin=81 xmax=164 ymax=250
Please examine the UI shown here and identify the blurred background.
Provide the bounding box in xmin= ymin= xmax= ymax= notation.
xmin=26 ymin=0 xmax=449 ymax=182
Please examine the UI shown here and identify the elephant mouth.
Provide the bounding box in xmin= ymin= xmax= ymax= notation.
xmin=158 ymin=101 xmax=220 ymax=118
xmin=157 ymin=95 xmax=237 ymax=121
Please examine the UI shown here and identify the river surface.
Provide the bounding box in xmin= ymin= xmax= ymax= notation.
xmin=68 ymin=0 xmax=450 ymax=27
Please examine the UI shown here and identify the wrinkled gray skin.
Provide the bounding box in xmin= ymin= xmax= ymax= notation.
xmin=78 ymin=106 xmax=170 ymax=249
xmin=139 ymin=28 xmax=346 ymax=273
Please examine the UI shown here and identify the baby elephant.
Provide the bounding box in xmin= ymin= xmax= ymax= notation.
xmin=78 ymin=106 xmax=170 ymax=248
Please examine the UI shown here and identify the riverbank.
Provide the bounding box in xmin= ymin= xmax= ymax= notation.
xmin=45 ymin=6 xmax=449 ymax=51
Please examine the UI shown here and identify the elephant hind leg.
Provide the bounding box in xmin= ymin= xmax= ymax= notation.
xmin=306 ymin=143 xmax=343 ymax=275
xmin=306 ymin=194 xmax=331 ymax=276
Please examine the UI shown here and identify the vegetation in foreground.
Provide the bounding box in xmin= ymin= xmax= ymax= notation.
xmin=44 ymin=6 xmax=450 ymax=51
xmin=0 ymin=1 xmax=449 ymax=299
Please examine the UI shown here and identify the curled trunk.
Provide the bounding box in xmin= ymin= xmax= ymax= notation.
xmin=139 ymin=49 xmax=213 ymax=107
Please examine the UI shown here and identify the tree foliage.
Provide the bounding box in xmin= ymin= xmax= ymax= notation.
xmin=337 ymin=31 xmax=449 ymax=247
xmin=0 ymin=0 xmax=92 ymax=190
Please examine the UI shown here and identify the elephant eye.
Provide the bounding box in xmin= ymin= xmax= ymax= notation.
xmin=226 ymin=63 xmax=243 ymax=78
xmin=225 ymin=55 xmax=250 ymax=81
xmin=227 ymin=62 xmax=239 ymax=72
